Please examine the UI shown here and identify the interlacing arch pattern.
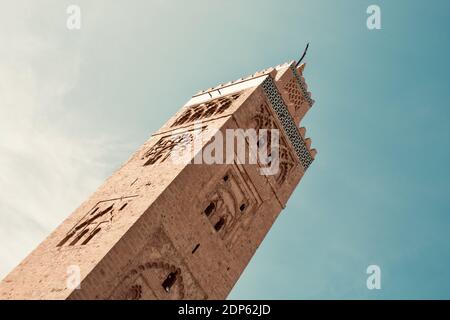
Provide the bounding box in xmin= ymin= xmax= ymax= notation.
xmin=172 ymin=92 xmax=242 ymax=127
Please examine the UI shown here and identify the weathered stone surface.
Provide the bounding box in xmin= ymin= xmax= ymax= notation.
xmin=0 ymin=61 xmax=316 ymax=300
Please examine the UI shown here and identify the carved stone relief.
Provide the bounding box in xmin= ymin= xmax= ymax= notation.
xmin=261 ymin=76 xmax=313 ymax=170
xmin=172 ymin=92 xmax=241 ymax=127
xmin=57 ymin=196 xmax=137 ymax=247
xmin=142 ymin=127 xmax=205 ymax=166
xmin=284 ymin=77 xmax=307 ymax=112
xmin=248 ymin=103 xmax=296 ymax=186
xmin=109 ymin=227 xmax=207 ymax=300
xmin=201 ymin=165 xmax=261 ymax=250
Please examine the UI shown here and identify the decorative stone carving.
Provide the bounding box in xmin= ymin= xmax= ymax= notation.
xmin=142 ymin=126 xmax=206 ymax=166
xmin=142 ymin=132 xmax=193 ymax=166
xmin=249 ymin=103 xmax=296 ymax=185
xmin=201 ymin=165 xmax=261 ymax=250
xmin=289 ymin=65 xmax=314 ymax=107
xmin=57 ymin=196 xmax=137 ymax=247
xmin=172 ymin=92 xmax=241 ymax=127
xmin=284 ymin=77 xmax=307 ymax=111
xmin=109 ymin=227 xmax=207 ymax=300
xmin=261 ymin=77 xmax=313 ymax=170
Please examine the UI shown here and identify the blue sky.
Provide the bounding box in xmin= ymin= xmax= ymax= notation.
xmin=0 ymin=0 xmax=449 ymax=299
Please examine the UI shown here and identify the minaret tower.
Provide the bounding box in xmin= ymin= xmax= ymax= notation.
xmin=0 ymin=60 xmax=316 ymax=299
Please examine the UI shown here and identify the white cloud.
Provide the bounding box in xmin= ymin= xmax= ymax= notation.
xmin=0 ymin=2 xmax=122 ymax=279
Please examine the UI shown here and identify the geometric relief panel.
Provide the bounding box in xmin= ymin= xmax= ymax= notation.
xmin=261 ymin=76 xmax=313 ymax=170
xmin=171 ymin=92 xmax=242 ymax=127
xmin=248 ymin=103 xmax=296 ymax=186
xmin=275 ymin=143 xmax=296 ymax=185
xmin=109 ymin=227 xmax=207 ymax=300
xmin=57 ymin=196 xmax=137 ymax=247
xmin=284 ymin=77 xmax=307 ymax=112
xmin=289 ymin=65 xmax=314 ymax=107
xmin=201 ymin=164 xmax=262 ymax=250
xmin=142 ymin=127 xmax=205 ymax=166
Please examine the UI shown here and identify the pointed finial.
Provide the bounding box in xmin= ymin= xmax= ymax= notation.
xmin=295 ymin=43 xmax=309 ymax=68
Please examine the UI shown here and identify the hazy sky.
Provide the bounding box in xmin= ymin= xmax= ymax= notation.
xmin=0 ymin=0 xmax=449 ymax=299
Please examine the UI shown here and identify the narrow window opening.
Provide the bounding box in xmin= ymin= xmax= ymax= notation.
xmin=223 ymin=174 xmax=229 ymax=182
xmin=204 ymin=202 xmax=215 ymax=216
xmin=90 ymin=207 xmax=99 ymax=216
xmin=162 ymin=272 xmax=178 ymax=293
xmin=240 ymin=204 xmax=246 ymax=212
xmin=192 ymin=243 xmax=200 ymax=254
xmin=69 ymin=228 xmax=90 ymax=246
xmin=81 ymin=228 xmax=102 ymax=245
xmin=214 ymin=217 xmax=225 ymax=232
xmin=57 ymin=232 xmax=75 ymax=247
xmin=101 ymin=204 xmax=114 ymax=215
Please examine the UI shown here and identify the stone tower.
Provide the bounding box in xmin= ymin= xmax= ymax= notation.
xmin=0 ymin=60 xmax=316 ymax=300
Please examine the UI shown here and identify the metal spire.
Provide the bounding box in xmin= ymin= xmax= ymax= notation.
xmin=295 ymin=43 xmax=310 ymax=68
